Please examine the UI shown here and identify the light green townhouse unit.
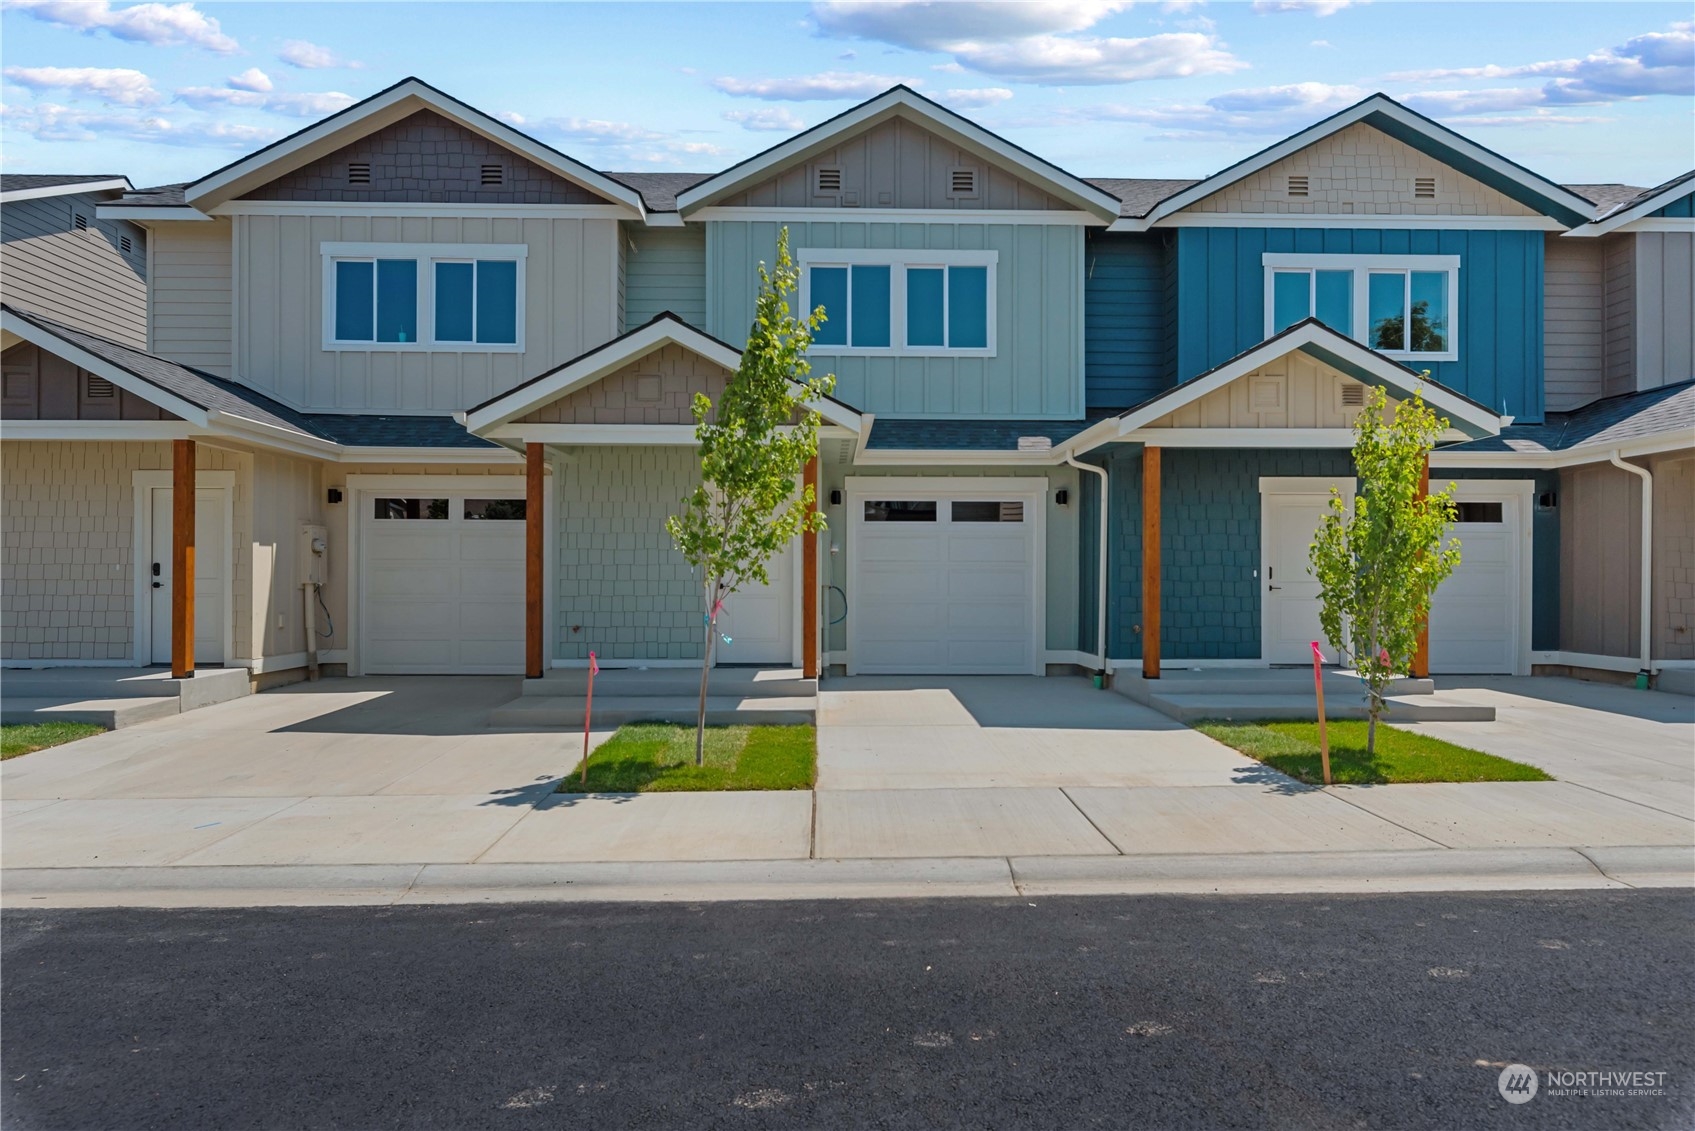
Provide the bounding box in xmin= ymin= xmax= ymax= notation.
xmin=2 ymin=78 xmax=1691 ymax=695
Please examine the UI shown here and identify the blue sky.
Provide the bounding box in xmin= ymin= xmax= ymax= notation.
xmin=2 ymin=1 xmax=1690 ymax=191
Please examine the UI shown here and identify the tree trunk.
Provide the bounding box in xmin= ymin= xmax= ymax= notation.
xmin=696 ymin=582 xmax=715 ymax=767
xmin=1366 ymin=696 xmax=1379 ymax=754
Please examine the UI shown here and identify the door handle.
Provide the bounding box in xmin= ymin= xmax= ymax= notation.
xmin=152 ymin=581 xmax=163 ymax=589
xmin=1268 ymin=584 xmax=1282 ymax=591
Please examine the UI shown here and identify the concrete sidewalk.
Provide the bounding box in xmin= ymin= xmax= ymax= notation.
xmin=3 ymin=673 xmax=1691 ymax=907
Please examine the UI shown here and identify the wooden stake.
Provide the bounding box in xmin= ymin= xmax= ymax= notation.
xmin=582 ymin=651 xmax=597 ymax=787
xmin=1142 ymin=445 xmax=1161 ymax=680
xmin=1312 ymin=640 xmax=1332 ymax=786
xmin=525 ymin=442 xmax=545 ymax=679
xmin=802 ymin=455 xmax=819 ymax=679
xmin=171 ymin=438 xmax=195 ymax=679
xmin=1412 ymin=452 xmax=1431 ymax=679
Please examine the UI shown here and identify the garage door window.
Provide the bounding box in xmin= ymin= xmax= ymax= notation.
xmin=951 ymin=501 xmax=1024 ymax=523
xmin=864 ymin=500 xmax=937 ymax=522
xmin=374 ymin=497 xmax=447 ymax=520
xmin=1451 ymin=501 xmax=1503 ymax=523
xmin=463 ymin=498 xmax=526 ymax=520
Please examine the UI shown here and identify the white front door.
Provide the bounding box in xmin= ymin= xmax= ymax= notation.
xmin=716 ymin=541 xmax=794 ymax=665
xmin=1262 ymin=490 xmax=1336 ymax=664
xmin=148 ymin=487 xmax=226 ymax=665
xmin=360 ymin=493 xmax=527 ymax=674
xmin=849 ymin=485 xmax=1042 ymax=675
xmin=1428 ymin=488 xmax=1525 ymax=674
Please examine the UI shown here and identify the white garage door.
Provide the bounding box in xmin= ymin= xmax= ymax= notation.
xmin=360 ymin=493 xmax=526 ymax=674
xmin=849 ymin=485 xmax=1041 ymax=675
xmin=1428 ymin=488 xmax=1526 ymax=675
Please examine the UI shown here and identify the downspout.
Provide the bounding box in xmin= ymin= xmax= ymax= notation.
xmin=1064 ymin=453 xmax=1111 ymax=678
xmin=1608 ymin=451 xmax=1653 ymax=686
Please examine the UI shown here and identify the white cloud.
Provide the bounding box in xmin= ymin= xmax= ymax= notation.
xmin=812 ymin=2 xmax=1130 ymax=50
xmin=501 ymin=110 xmax=728 ymax=163
xmin=174 ymin=83 xmax=354 ymax=118
xmin=1041 ymin=81 xmax=1366 ymax=138
xmin=3 ymin=0 xmax=238 ymax=53
xmin=807 ymin=1 xmax=1242 ymax=86
xmin=2 ymin=65 xmax=159 ymax=106
xmin=227 ymin=67 xmax=272 ymax=93
xmin=1251 ymin=0 xmax=1356 ymax=14
xmin=712 ymin=71 xmax=916 ymax=100
xmin=277 ymin=39 xmax=359 ymax=70
xmin=1 ymin=100 xmax=275 ymax=147
xmin=723 ymin=107 xmax=806 ymax=131
xmin=1389 ymin=22 xmax=1693 ymax=107
xmin=935 ymin=86 xmax=1014 ymax=108
xmin=1310 ymin=39 xmax=1333 ymax=48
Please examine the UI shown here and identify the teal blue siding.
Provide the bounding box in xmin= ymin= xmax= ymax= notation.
xmin=1650 ymin=191 xmax=1693 ymax=218
xmin=623 ymin=224 xmax=706 ymax=331
xmin=707 ymin=219 xmax=1083 ymax=418
xmin=1084 ymin=231 xmax=1171 ymax=410
xmin=1173 ymin=227 xmax=1546 ymax=422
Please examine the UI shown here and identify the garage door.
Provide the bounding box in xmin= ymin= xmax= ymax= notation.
xmin=849 ymin=486 xmax=1041 ymax=675
xmin=360 ymin=493 xmax=526 ymax=674
xmin=1428 ymin=489 xmax=1525 ymax=675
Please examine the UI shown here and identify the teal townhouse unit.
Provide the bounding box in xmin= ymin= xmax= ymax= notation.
xmin=3 ymin=79 xmax=1691 ymax=690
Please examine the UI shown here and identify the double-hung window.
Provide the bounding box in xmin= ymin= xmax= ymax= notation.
xmin=1263 ymin=254 xmax=1459 ymax=362
xmin=324 ymin=243 xmax=525 ymax=351
xmin=800 ymin=249 xmax=997 ymax=356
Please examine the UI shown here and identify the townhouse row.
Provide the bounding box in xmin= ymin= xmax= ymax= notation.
xmin=3 ymin=79 xmax=1691 ymax=687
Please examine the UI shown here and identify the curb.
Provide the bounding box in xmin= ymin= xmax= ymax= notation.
xmin=2 ymin=846 xmax=1689 ymax=908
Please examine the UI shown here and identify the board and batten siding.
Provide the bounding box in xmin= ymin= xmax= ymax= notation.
xmin=1083 ymin=231 xmax=1171 ymax=411
xmin=1542 ymin=232 xmax=1605 ymax=410
xmin=1632 ymin=232 xmax=1695 ymax=390
xmin=708 ymin=219 xmax=1084 ymax=418
xmin=1174 ymin=227 xmax=1545 ymax=421
xmin=0 ymin=190 xmax=147 ymax=347
xmin=150 ymin=218 xmax=233 ymax=376
xmin=622 ymin=224 xmax=706 ymax=331
xmin=234 ymin=213 xmax=620 ymax=412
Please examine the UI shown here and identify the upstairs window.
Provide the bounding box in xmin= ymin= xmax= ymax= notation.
xmin=1263 ymin=253 xmax=1458 ymax=361
xmin=801 ymin=249 xmax=996 ymax=356
xmin=324 ymin=242 xmax=525 ymax=351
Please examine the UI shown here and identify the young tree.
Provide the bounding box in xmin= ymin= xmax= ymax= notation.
xmin=666 ymin=227 xmax=835 ymax=765
xmin=1309 ymin=384 xmax=1461 ymax=753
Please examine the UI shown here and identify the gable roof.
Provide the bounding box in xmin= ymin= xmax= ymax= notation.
xmin=1060 ymin=318 xmax=1504 ymax=457
xmin=1 ymin=175 xmax=131 ymax=203
xmin=1566 ymin=169 xmax=1695 ymax=237
xmin=1130 ymin=94 xmax=1597 ymax=230
xmin=463 ymin=312 xmax=863 ymax=433
xmin=674 ymin=86 xmax=1122 ymax=222
xmin=180 ymin=77 xmax=645 ymax=216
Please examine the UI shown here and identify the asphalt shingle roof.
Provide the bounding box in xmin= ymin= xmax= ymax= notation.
xmin=1084 ymin=178 xmax=1202 ymax=218
xmin=103 ymin=182 xmax=189 ymax=207
xmin=1441 ymin=380 xmax=1695 ymax=455
xmin=2 ymin=174 xmax=128 ymax=194
xmin=865 ymin=417 xmax=1107 ymax=452
xmin=1563 ymin=183 xmax=1649 ymax=213
xmin=605 ymin=172 xmax=712 ymax=213
xmin=3 ymin=305 xmax=494 ymax=449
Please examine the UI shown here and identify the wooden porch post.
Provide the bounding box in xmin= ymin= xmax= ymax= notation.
xmin=525 ymin=442 xmax=545 ymax=679
xmin=1142 ymin=445 xmax=1161 ymax=680
xmin=802 ymin=455 xmax=820 ymax=679
xmin=170 ymin=438 xmax=196 ymax=679
xmin=1411 ymin=452 xmax=1431 ymax=679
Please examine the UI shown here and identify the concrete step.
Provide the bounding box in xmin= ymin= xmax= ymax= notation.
xmin=1145 ymin=691 xmax=1495 ymax=724
xmin=489 ymin=694 xmax=816 ymax=728
xmin=520 ymin=667 xmax=815 ymax=699
xmin=1133 ymin=672 xmax=1435 ymax=697
xmin=1 ymin=667 xmax=249 ymax=709
xmin=1 ymin=695 xmax=182 ymax=729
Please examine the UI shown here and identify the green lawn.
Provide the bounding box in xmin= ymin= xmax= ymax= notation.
xmin=1194 ymin=719 xmax=1553 ymax=786
xmin=2 ymin=721 xmax=106 ymax=760
xmin=560 ymin=723 xmax=816 ymax=793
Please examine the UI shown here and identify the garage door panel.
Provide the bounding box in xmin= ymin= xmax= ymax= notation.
xmin=459 ymin=534 xmax=524 ymax=562
xmin=859 ymin=538 xmax=943 ymax=564
xmin=1428 ymin=494 xmax=1521 ymax=675
xmin=946 ymin=536 xmax=1028 ymax=564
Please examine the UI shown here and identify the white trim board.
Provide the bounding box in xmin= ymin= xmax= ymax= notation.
xmin=215 ymin=201 xmax=633 ymax=220
xmin=131 ymin=470 xmax=237 ymax=669
xmin=798 ymin=248 xmax=999 ymax=359
xmin=1 ymin=421 xmax=195 ymax=442
xmin=320 ymin=242 xmax=528 ymax=354
xmin=1262 ymin=253 xmax=1461 ymax=364
xmin=1 ymin=177 xmax=130 ymax=203
xmin=692 ymin=206 xmax=1097 ymax=226
xmin=1532 ymin=650 xmax=1695 ymax=674
xmin=1115 ymin=213 xmax=1567 ymax=232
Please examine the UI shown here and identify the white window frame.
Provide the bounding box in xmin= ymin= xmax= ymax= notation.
xmin=1262 ymin=253 xmax=1459 ymax=363
xmin=321 ymin=241 xmax=527 ymax=353
xmin=798 ymin=247 xmax=998 ymax=358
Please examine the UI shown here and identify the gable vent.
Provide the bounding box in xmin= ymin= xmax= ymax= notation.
xmin=1340 ymin=383 xmax=1366 ymax=407
xmin=72 ymin=212 xmax=88 ymax=231
xmin=814 ymin=166 xmax=843 ymax=194
xmin=948 ymin=167 xmax=979 ymax=198
xmin=1414 ymin=176 xmax=1437 ymax=199
xmin=347 ymin=162 xmax=372 ymax=185
xmin=120 ymin=235 xmax=132 ymax=254
xmin=1287 ymin=175 xmax=1310 ymax=198
xmin=480 ymin=163 xmax=504 ymax=186
xmin=84 ymin=374 xmax=116 ymax=399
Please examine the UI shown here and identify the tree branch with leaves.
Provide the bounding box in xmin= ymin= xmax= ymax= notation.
xmin=1309 ymin=383 xmax=1461 ymax=753
xmin=666 ymin=227 xmax=835 ymax=765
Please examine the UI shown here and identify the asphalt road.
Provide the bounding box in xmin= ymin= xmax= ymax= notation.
xmin=4 ymin=890 xmax=1691 ymax=1130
